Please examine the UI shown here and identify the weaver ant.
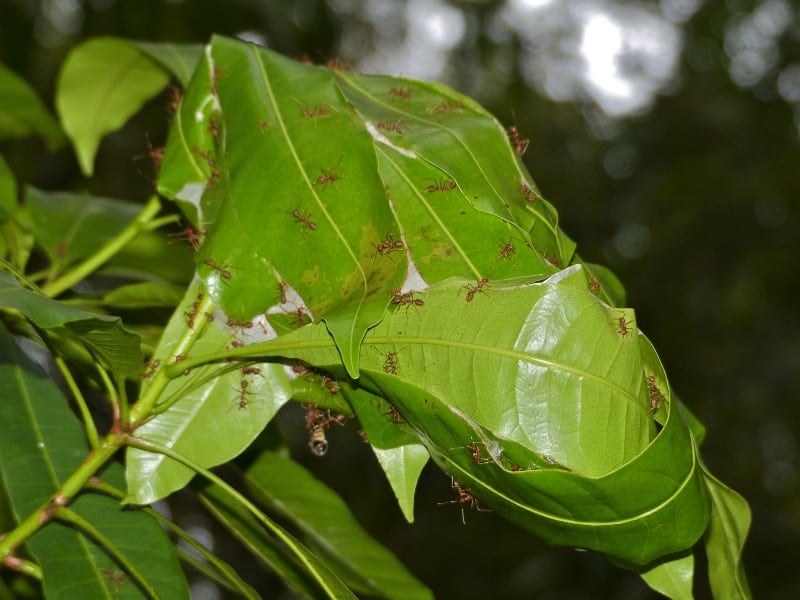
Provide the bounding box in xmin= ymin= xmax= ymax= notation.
xmin=376 ymin=121 xmax=403 ymax=134
xmin=616 ymin=315 xmax=633 ymax=337
xmin=389 ymin=86 xmax=411 ymax=99
xmin=386 ymin=404 xmax=403 ymax=424
xmin=390 ymin=289 xmax=424 ymax=309
xmin=226 ymin=318 xmax=253 ymax=330
xmin=203 ymin=258 xmax=232 ymax=280
xmin=139 ymin=359 xmax=161 ymax=380
xmin=377 ymin=233 xmax=405 ymax=255
xmin=506 ymin=125 xmax=529 ymax=156
xmin=498 ymin=240 xmax=515 ymax=260
xmin=314 ymin=165 xmax=342 ymax=188
xmin=438 ymin=478 xmax=490 ymax=524
xmin=383 ymin=351 xmax=400 ymax=375
xmin=292 ymin=209 xmax=318 ymax=232
xmin=646 ymin=375 xmax=665 ymax=412
xmin=432 ymin=101 xmax=463 ymax=112
xmin=173 ymin=223 xmax=207 ymax=251
xmin=300 ymin=105 xmax=332 ymax=118
xmin=290 ymin=306 xmax=310 ymax=327
xmin=520 ymin=182 xmax=537 ymax=203
xmin=425 ymin=179 xmax=457 ymax=193
xmin=461 ymin=277 xmax=490 ymax=303
xmin=233 ymin=379 xmax=252 ymax=410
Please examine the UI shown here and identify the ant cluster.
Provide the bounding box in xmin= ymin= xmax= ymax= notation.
xmin=304 ymin=403 xmax=347 ymax=456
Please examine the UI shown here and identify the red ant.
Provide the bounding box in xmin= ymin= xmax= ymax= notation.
xmin=544 ymin=254 xmax=559 ymax=267
xmin=438 ymin=478 xmax=490 ymax=524
xmin=184 ymin=292 xmax=203 ymax=328
xmin=459 ymin=441 xmax=491 ymax=464
xmin=241 ymin=365 xmax=261 ymax=375
xmin=291 ymin=361 xmax=312 ymax=376
xmin=300 ymin=106 xmax=332 ymax=118
xmin=588 ymin=277 xmax=602 ymax=295
xmin=498 ymin=239 xmax=515 ymax=260
xmin=226 ymin=318 xmax=253 ymax=330
xmin=616 ymin=315 xmax=633 ymax=337
xmin=462 ymin=277 xmax=489 ymax=303
xmin=230 ymin=339 xmax=245 ymax=348
xmin=292 ymin=209 xmax=318 ymax=232
xmin=322 ymin=374 xmax=339 ymax=395
xmin=103 ymin=568 xmax=125 ymax=587
xmin=376 ymin=121 xmax=403 ymax=134
xmin=211 ymin=66 xmax=222 ymax=96
xmin=377 ymin=233 xmax=405 ymax=255
xmin=506 ymin=125 xmax=529 ymax=156
xmin=290 ymin=306 xmax=310 ymax=327
xmin=209 ymin=116 xmax=219 ymax=138
xmin=166 ymin=84 xmax=182 ymax=118
xmin=383 ymin=351 xmax=400 ymax=375
xmin=432 ymin=101 xmax=463 ymax=112
xmin=257 ymin=120 xmax=270 ymax=131
xmin=389 ymin=86 xmax=411 ymax=99
xmin=390 ymin=289 xmax=424 ymax=309
xmin=325 ymin=58 xmax=351 ymax=71
xmin=386 ymin=404 xmax=403 ymax=423
xmin=646 ymin=375 xmax=665 ymax=412
xmin=203 ymin=258 xmax=232 ymax=280
xmin=174 ymin=223 xmax=207 ymax=251
xmin=191 ymin=146 xmax=220 ymax=190
xmin=520 ymin=182 xmax=537 ymax=203
xmin=230 ymin=379 xmax=255 ymax=410
xmin=277 ymin=280 xmax=289 ymax=304
xmin=425 ymin=179 xmax=457 ymax=193
xmin=314 ymin=165 xmax=341 ymax=188
xmin=139 ymin=358 xmax=161 ymax=380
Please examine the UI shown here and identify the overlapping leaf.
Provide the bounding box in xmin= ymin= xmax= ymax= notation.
xmin=223 ymin=266 xmax=712 ymax=566
xmin=0 ymin=270 xmax=142 ymax=377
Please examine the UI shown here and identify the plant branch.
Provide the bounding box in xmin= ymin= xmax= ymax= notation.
xmin=41 ymin=195 xmax=163 ymax=298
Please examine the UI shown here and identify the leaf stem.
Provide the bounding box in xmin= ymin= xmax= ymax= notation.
xmin=0 ymin=430 xmax=124 ymax=560
xmin=54 ymin=354 xmax=99 ymax=450
xmin=40 ymin=195 xmax=163 ymax=298
xmin=1 ymin=555 xmax=42 ymax=580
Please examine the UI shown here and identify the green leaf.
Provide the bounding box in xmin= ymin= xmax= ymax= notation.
xmin=0 ymin=271 xmax=143 ymax=377
xmin=198 ymin=482 xmax=329 ymax=599
xmin=342 ymin=383 xmax=428 ymax=522
xmin=0 ymin=154 xmax=17 ymax=218
xmin=125 ymin=281 xmax=293 ymax=504
xmin=244 ymin=450 xmax=433 ymax=600
xmin=0 ymin=322 xmax=189 ymax=599
xmin=231 ymin=266 xmax=710 ymax=566
xmin=0 ymin=62 xmax=65 ymax=150
xmin=26 ymin=187 xmax=141 ymax=272
xmin=639 ymin=551 xmax=695 ymax=600
xmin=134 ymin=42 xmax=204 ymax=87
xmin=701 ymin=462 xmax=753 ymax=600
xmin=56 ymin=37 xmax=171 ymax=176
xmin=102 ymin=281 xmax=185 ymax=309
xmin=198 ymin=480 xmax=357 ymax=600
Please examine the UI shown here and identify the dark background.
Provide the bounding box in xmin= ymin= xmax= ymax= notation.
xmin=1 ymin=0 xmax=797 ymax=598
